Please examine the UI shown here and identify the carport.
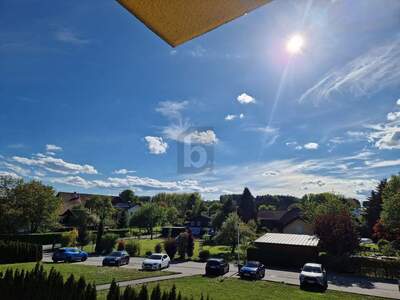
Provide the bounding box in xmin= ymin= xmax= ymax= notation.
xmin=248 ymin=233 xmax=320 ymax=268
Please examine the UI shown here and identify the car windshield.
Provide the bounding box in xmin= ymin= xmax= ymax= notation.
xmin=109 ymin=252 xmax=122 ymax=257
xmin=149 ymin=254 xmax=162 ymax=260
xmin=207 ymin=260 xmax=221 ymax=266
xmin=245 ymin=261 xmax=259 ymax=268
xmin=303 ymin=266 xmax=322 ymax=273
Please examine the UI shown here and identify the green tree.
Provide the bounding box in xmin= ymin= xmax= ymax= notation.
xmin=70 ymin=206 xmax=91 ymax=248
xmin=13 ymin=180 xmax=60 ymax=232
xmin=177 ymin=232 xmax=189 ymax=259
xmin=215 ymin=212 xmax=255 ymax=254
xmin=0 ymin=175 xmax=23 ymax=233
xmin=364 ymin=179 xmax=387 ymax=237
xmin=238 ymin=187 xmax=257 ymax=223
xmin=258 ymin=204 xmax=275 ymax=212
xmin=130 ymin=203 xmax=164 ymax=239
xmin=119 ymin=189 xmax=139 ymax=205
xmin=164 ymin=207 xmax=179 ymax=225
xmin=117 ymin=210 xmax=128 ymax=229
xmin=381 ymin=174 xmax=400 ymax=238
xmin=85 ymin=196 xmax=114 ymax=253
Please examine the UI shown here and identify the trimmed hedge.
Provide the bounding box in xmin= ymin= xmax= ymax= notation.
xmin=318 ymin=253 xmax=400 ymax=279
xmin=0 ymin=232 xmax=64 ymax=246
xmin=0 ymin=240 xmax=42 ymax=264
xmin=0 ymin=263 xmax=96 ymax=300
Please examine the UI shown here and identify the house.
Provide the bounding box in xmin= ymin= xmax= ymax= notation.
xmin=257 ymin=207 xmax=313 ymax=235
xmin=248 ymin=233 xmax=320 ymax=267
xmin=185 ymin=215 xmax=211 ymax=236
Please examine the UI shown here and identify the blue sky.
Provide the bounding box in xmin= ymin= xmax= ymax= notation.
xmin=1 ymin=0 xmax=399 ymax=200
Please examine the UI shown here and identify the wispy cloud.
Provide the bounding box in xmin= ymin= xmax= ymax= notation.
xmin=46 ymin=144 xmax=62 ymax=152
xmin=155 ymin=100 xmax=188 ymax=120
xmin=365 ymin=159 xmax=400 ymax=169
xmin=224 ymin=113 xmax=244 ymax=121
xmin=55 ymin=28 xmax=90 ymax=45
xmin=113 ymin=169 xmax=136 ymax=175
xmin=304 ymin=142 xmax=319 ymax=150
xmin=299 ymin=37 xmax=400 ymax=104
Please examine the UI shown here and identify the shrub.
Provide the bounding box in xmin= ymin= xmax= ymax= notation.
xmin=0 ymin=232 xmax=64 ymax=246
xmin=100 ymin=233 xmax=118 ymax=254
xmin=164 ymin=238 xmax=177 ymax=260
xmin=125 ymin=240 xmax=140 ymax=257
xmin=381 ymin=244 xmax=396 ymax=256
xmin=0 ymin=240 xmax=42 ymax=264
xmin=377 ymin=239 xmax=390 ymax=251
xmin=117 ymin=240 xmax=126 ymax=251
xmin=390 ymin=239 xmax=400 ymax=251
xmin=60 ymin=229 xmax=78 ymax=247
xmin=0 ymin=262 xmax=96 ymax=300
xmin=154 ymin=243 xmax=162 ymax=253
xmin=145 ymin=251 xmax=152 ymax=257
xmin=198 ymin=250 xmax=210 ymax=262
xmin=177 ymin=232 xmax=189 ymax=259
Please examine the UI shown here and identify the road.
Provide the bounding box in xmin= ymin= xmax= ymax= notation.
xmin=43 ymin=254 xmax=400 ymax=299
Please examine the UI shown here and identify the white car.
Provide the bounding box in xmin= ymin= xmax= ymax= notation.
xmin=142 ymin=253 xmax=170 ymax=270
xmin=299 ymin=263 xmax=328 ymax=290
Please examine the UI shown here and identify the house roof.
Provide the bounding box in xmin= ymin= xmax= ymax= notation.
xmin=258 ymin=208 xmax=302 ymax=227
xmin=254 ymin=233 xmax=320 ymax=247
xmin=117 ymin=0 xmax=272 ymax=47
xmin=57 ymin=192 xmax=116 ymax=214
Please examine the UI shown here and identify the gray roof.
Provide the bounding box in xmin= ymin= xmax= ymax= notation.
xmin=254 ymin=233 xmax=319 ymax=247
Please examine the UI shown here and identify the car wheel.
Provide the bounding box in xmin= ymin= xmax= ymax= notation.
xmin=81 ymin=256 xmax=87 ymax=262
xmin=126 ymin=258 xmax=130 ymax=265
xmin=300 ymin=283 xmax=304 ymax=290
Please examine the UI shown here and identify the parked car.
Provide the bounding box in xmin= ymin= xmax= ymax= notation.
xmin=360 ymin=238 xmax=373 ymax=245
xmin=239 ymin=261 xmax=265 ymax=280
xmin=102 ymin=251 xmax=130 ymax=266
xmin=299 ymin=263 xmax=328 ymax=290
xmin=205 ymin=258 xmax=229 ymax=276
xmin=142 ymin=253 xmax=170 ymax=270
xmin=52 ymin=247 xmax=88 ymax=263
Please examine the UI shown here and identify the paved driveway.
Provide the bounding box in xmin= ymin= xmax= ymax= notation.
xmin=43 ymin=254 xmax=400 ymax=299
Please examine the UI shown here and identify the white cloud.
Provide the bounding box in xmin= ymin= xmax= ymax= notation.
xmin=239 ymin=113 xmax=244 ymax=119
xmin=365 ymin=159 xmax=400 ymax=168
xmin=224 ymin=114 xmax=236 ymax=121
xmin=55 ymin=28 xmax=90 ymax=45
xmin=0 ymin=171 xmax=20 ymax=179
xmin=3 ymin=162 xmax=30 ymax=176
xmin=299 ymin=37 xmax=400 ymax=104
xmin=46 ymin=144 xmax=62 ymax=152
xmin=144 ymin=136 xmax=168 ymax=154
xmin=113 ymin=169 xmax=136 ymax=175
xmin=387 ymin=111 xmax=400 ymax=121
xmin=304 ymin=142 xmax=319 ymax=150
xmin=286 ymin=141 xmax=302 ymax=150
xmin=367 ymin=122 xmax=400 ymax=150
xmin=156 ymin=101 xmax=188 ymax=120
xmin=397 ymin=98 xmax=400 ymax=106
xmin=237 ymin=93 xmax=255 ymax=104
xmin=12 ymin=154 xmax=98 ymax=175
xmin=182 ymin=130 xmax=218 ymax=145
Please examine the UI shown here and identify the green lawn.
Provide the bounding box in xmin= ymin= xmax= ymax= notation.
xmin=98 ymin=276 xmax=388 ymax=300
xmin=0 ymin=262 xmax=175 ymax=285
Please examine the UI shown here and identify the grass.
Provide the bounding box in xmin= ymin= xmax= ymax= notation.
xmin=98 ymin=276 xmax=387 ymax=300
xmin=0 ymin=262 xmax=175 ymax=285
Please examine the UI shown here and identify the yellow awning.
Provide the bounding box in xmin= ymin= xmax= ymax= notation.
xmin=117 ymin=0 xmax=272 ymax=47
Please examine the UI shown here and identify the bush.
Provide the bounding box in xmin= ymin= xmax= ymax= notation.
xmin=0 ymin=263 xmax=96 ymax=300
xmin=106 ymin=228 xmax=129 ymax=238
xmin=154 ymin=243 xmax=162 ymax=253
xmin=198 ymin=250 xmax=210 ymax=262
xmin=377 ymin=239 xmax=390 ymax=251
xmin=0 ymin=240 xmax=42 ymax=264
xmin=145 ymin=251 xmax=152 ymax=257
xmin=117 ymin=240 xmax=126 ymax=251
xmin=99 ymin=233 xmax=118 ymax=254
xmin=60 ymin=229 xmax=78 ymax=247
xmin=381 ymin=244 xmax=396 ymax=256
xmin=0 ymin=232 xmax=64 ymax=245
xmin=164 ymin=238 xmax=177 ymax=260
xmin=125 ymin=240 xmax=140 ymax=257
xmin=390 ymin=240 xmax=400 ymax=251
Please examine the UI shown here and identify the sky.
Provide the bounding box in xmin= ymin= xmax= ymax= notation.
xmin=1 ymin=0 xmax=399 ymax=201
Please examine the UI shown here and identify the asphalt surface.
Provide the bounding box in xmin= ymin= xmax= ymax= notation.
xmin=43 ymin=254 xmax=400 ymax=299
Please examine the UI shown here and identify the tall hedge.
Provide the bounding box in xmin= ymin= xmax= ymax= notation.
xmin=0 ymin=232 xmax=64 ymax=246
xmin=0 ymin=240 xmax=42 ymax=264
xmin=0 ymin=263 xmax=96 ymax=300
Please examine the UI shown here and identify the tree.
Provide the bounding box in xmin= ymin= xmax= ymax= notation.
xmin=164 ymin=238 xmax=177 ymax=260
xmin=70 ymin=206 xmax=91 ymax=248
xmin=238 ymin=188 xmax=256 ymax=223
xmin=177 ymin=232 xmax=189 ymax=259
xmin=164 ymin=207 xmax=179 ymax=225
xmin=130 ymin=203 xmax=164 ymax=239
xmin=258 ymin=204 xmax=275 ymax=212
xmin=119 ymin=189 xmax=139 ymax=205
xmin=85 ymin=196 xmax=114 ymax=253
xmin=0 ymin=175 xmax=23 ymax=233
xmin=117 ymin=210 xmax=128 ymax=229
xmin=315 ymin=211 xmax=359 ymax=255
xmin=215 ymin=212 xmax=255 ymax=254
xmin=365 ymin=179 xmax=387 ymax=237
xmin=381 ymin=174 xmax=400 ymax=239
xmin=13 ymin=180 xmax=60 ymax=232
xmin=186 ymin=229 xmax=194 ymax=258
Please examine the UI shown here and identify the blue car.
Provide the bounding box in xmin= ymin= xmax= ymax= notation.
xmin=52 ymin=247 xmax=88 ymax=263
xmin=239 ymin=261 xmax=266 ymax=280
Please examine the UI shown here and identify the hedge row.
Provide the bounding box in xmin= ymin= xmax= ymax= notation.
xmin=0 ymin=233 xmax=64 ymax=246
xmin=0 ymin=240 xmax=42 ymax=264
xmin=0 ymin=263 xmax=96 ymax=300
xmin=318 ymin=254 xmax=400 ymax=279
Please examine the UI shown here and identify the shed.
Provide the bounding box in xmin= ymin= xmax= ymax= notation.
xmin=248 ymin=233 xmax=320 ymax=268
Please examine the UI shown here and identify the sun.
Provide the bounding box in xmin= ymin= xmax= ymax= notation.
xmin=286 ymin=34 xmax=305 ymax=55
